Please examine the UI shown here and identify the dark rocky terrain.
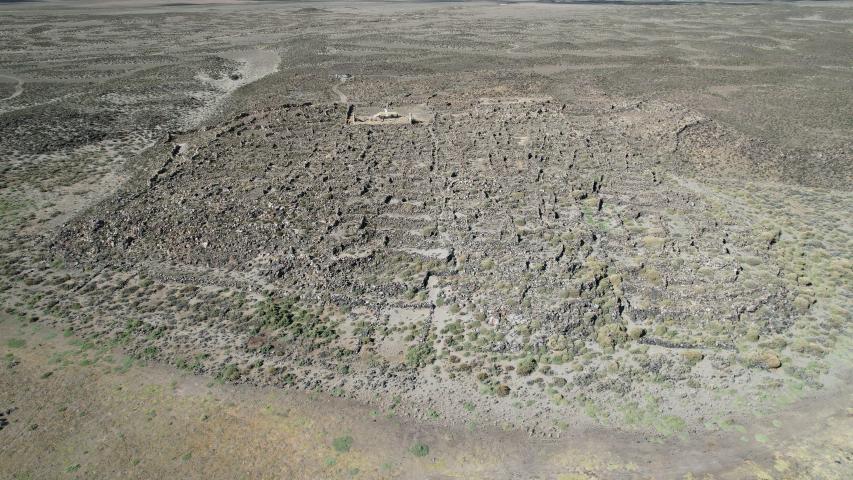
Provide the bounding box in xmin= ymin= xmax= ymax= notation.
xmin=49 ymin=84 xmax=850 ymax=433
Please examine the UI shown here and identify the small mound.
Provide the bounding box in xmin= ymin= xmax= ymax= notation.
xmin=54 ymin=97 xmax=828 ymax=432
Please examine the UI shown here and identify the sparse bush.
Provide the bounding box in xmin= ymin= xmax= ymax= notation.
xmin=332 ymin=435 xmax=353 ymax=453
xmin=218 ymin=363 xmax=240 ymax=381
xmin=744 ymin=329 xmax=760 ymax=342
xmin=410 ymin=442 xmax=429 ymax=457
xmin=743 ymin=350 xmax=781 ymax=369
xmin=641 ymin=268 xmax=662 ymax=285
xmin=628 ymin=327 xmax=646 ymax=340
xmin=596 ymin=324 xmax=627 ymax=352
xmin=681 ymin=350 xmax=704 ymax=366
xmin=405 ymin=343 xmax=434 ymax=368
xmin=516 ymin=356 xmax=537 ymax=376
xmin=547 ymin=334 xmax=568 ymax=351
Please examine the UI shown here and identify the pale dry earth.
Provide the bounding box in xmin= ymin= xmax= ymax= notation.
xmin=2 ymin=315 xmax=851 ymax=479
xmin=0 ymin=1 xmax=851 ymax=478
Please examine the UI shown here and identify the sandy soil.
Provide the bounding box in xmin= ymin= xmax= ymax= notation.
xmin=2 ymin=314 xmax=851 ymax=480
xmin=0 ymin=1 xmax=850 ymax=478
xmin=190 ymin=48 xmax=280 ymax=127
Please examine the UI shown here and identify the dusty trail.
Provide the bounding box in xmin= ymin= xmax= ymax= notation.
xmin=0 ymin=73 xmax=24 ymax=101
xmin=332 ymin=78 xmax=348 ymax=103
xmin=189 ymin=48 xmax=280 ymax=127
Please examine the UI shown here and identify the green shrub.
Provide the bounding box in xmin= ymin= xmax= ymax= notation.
xmin=596 ymin=324 xmax=627 ymax=351
xmin=332 ymin=436 xmax=353 ymax=453
xmin=218 ymin=363 xmax=240 ymax=381
xmin=681 ymin=350 xmax=704 ymax=366
xmin=405 ymin=343 xmax=435 ymax=368
xmin=257 ymin=296 xmax=299 ymax=328
xmin=743 ymin=351 xmax=782 ymax=369
xmin=628 ymin=327 xmax=646 ymax=340
xmin=410 ymin=442 xmax=429 ymax=457
xmin=516 ymin=356 xmax=537 ymax=376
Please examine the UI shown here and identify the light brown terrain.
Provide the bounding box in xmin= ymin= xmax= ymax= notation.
xmin=0 ymin=1 xmax=851 ymax=478
xmin=2 ymin=315 xmax=852 ymax=479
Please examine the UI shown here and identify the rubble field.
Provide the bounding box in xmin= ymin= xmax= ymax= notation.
xmin=50 ymin=91 xmax=850 ymax=433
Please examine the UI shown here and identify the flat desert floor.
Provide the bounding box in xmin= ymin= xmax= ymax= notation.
xmin=0 ymin=1 xmax=851 ymax=479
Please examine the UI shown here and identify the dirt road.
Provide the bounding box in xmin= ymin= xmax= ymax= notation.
xmin=0 ymin=74 xmax=23 ymax=102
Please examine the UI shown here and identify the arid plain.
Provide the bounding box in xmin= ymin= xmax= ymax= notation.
xmin=1 ymin=1 xmax=851 ymax=478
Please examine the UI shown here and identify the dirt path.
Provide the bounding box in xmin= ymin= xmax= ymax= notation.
xmin=0 ymin=73 xmax=24 ymax=101
xmin=1 ymin=315 xmax=850 ymax=480
xmin=332 ymin=78 xmax=349 ymax=103
xmin=188 ymin=48 xmax=280 ymax=127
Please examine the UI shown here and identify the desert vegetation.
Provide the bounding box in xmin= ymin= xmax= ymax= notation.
xmin=0 ymin=1 xmax=850 ymax=478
